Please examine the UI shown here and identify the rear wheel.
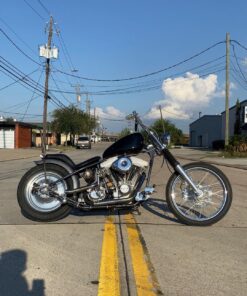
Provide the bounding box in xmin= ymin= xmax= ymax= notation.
xmin=166 ymin=162 xmax=232 ymax=226
xmin=17 ymin=164 xmax=73 ymax=222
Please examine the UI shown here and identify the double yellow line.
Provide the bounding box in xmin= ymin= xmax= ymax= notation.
xmin=98 ymin=216 xmax=120 ymax=296
xmin=98 ymin=213 xmax=163 ymax=296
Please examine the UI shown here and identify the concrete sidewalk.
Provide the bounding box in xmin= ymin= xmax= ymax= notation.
xmin=172 ymin=147 xmax=247 ymax=170
xmin=0 ymin=147 xmax=65 ymax=162
xmin=0 ymin=148 xmax=41 ymax=162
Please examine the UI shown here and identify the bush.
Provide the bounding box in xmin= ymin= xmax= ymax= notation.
xmin=212 ymin=140 xmax=225 ymax=150
xmin=226 ymin=135 xmax=247 ymax=153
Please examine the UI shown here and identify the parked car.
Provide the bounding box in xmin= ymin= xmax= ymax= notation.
xmin=76 ymin=136 xmax=91 ymax=149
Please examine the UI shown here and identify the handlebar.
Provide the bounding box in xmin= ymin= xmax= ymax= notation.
xmin=126 ymin=111 xmax=166 ymax=153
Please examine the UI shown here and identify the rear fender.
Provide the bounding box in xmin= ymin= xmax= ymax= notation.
xmin=34 ymin=159 xmax=79 ymax=189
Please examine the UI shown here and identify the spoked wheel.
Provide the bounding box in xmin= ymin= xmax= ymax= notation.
xmin=17 ymin=164 xmax=73 ymax=222
xmin=166 ymin=162 xmax=232 ymax=226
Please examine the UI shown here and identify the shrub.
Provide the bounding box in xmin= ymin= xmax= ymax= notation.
xmin=212 ymin=140 xmax=225 ymax=150
xmin=227 ymin=135 xmax=247 ymax=153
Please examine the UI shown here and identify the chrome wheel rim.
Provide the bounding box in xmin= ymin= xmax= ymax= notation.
xmin=25 ymin=172 xmax=66 ymax=213
xmin=171 ymin=167 xmax=228 ymax=221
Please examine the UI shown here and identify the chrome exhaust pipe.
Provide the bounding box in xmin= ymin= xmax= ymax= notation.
xmin=92 ymin=172 xmax=146 ymax=206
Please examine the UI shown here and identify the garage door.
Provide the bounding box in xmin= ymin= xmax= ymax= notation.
xmin=0 ymin=128 xmax=15 ymax=148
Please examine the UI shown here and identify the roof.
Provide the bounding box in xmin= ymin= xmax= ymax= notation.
xmin=221 ymin=99 xmax=247 ymax=115
xmin=0 ymin=121 xmax=42 ymax=129
xmin=189 ymin=99 xmax=247 ymax=126
xmin=189 ymin=115 xmax=221 ymax=127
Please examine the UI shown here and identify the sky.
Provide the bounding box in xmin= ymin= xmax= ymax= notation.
xmin=1 ymin=0 xmax=247 ymax=133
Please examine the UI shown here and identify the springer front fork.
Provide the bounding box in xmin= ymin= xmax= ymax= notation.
xmin=139 ymin=147 xmax=202 ymax=203
xmin=163 ymin=148 xmax=202 ymax=196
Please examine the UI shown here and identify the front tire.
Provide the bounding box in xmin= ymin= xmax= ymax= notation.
xmin=17 ymin=164 xmax=73 ymax=222
xmin=166 ymin=162 xmax=232 ymax=226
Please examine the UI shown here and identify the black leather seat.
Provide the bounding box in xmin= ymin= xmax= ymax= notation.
xmin=44 ymin=154 xmax=101 ymax=171
xmin=74 ymin=156 xmax=101 ymax=170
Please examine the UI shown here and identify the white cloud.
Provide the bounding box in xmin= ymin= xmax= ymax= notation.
xmin=242 ymin=57 xmax=247 ymax=66
xmin=94 ymin=106 xmax=125 ymax=119
xmin=147 ymin=72 xmax=220 ymax=120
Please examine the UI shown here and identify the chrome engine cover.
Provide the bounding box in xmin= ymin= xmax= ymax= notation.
xmin=87 ymin=188 xmax=106 ymax=202
xmin=112 ymin=157 xmax=132 ymax=173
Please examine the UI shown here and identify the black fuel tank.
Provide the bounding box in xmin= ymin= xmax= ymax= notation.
xmin=103 ymin=133 xmax=144 ymax=159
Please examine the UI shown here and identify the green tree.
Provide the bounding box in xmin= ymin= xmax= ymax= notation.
xmin=234 ymin=99 xmax=241 ymax=135
xmin=5 ymin=117 xmax=15 ymax=123
xmin=151 ymin=119 xmax=183 ymax=144
xmin=51 ymin=105 xmax=96 ymax=145
xmin=118 ymin=128 xmax=131 ymax=139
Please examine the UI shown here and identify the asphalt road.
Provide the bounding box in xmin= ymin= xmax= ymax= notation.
xmin=0 ymin=144 xmax=246 ymax=296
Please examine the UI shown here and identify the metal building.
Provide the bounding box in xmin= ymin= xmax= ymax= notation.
xmin=189 ymin=100 xmax=247 ymax=148
xmin=190 ymin=115 xmax=222 ymax=148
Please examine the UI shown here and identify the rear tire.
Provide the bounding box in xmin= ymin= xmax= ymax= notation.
xmin=166 ymin=162 xmax=232 ymax=226
xmin=17 ymin=164 xmax=73 ymax=222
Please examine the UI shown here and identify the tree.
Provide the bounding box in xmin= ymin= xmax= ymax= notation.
xmin=234 ymin=99 xmax=241 ymax=135
xmin=5 ymin=117 xmax=15 ymax=123
xmin=151 ymin=119 xmax=183 ymax=144
xmin=51 ymin=105 xmax=96 ymax=145
xmin=118 ymin=128 xmax=131 ymax=139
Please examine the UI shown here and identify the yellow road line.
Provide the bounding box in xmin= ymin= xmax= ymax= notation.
xmin=125 ymin=213 xmax=163 ymax=296
xmin=98 ymin=216 xmax=120 ymax=296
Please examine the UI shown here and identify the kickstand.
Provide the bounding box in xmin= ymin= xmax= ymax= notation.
xmin=132 ymin=206 xmax=141 ymax=215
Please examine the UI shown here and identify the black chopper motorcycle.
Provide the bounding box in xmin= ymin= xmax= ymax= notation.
xmin=17 ymin=112 xmax=232 ymax=226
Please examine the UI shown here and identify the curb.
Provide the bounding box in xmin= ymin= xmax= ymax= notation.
xmin=177 ymin=156 xmax=247 ymax=171
xmin=0 ymin=155 xmax=39 ymax=163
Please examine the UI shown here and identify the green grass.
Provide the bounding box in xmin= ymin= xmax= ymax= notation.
xmin=218 ymin=151 xmax=247 ymax=158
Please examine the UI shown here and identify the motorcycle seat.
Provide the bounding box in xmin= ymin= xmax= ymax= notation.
xmin=43 ymin=154 xmax=101 ymax=171
xmin=74 ymin=156 xmax=101 ymax=170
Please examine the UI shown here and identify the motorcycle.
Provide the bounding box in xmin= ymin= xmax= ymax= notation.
xmin=17 ymin=112 xmax=232 ymax=226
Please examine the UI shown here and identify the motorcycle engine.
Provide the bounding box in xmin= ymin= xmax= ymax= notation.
xmin=109 ymin=156 xmax=148 ymax=199
xmin=84 ymin=156 xmax=148 ymax=203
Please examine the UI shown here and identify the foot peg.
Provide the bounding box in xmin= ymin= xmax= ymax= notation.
xmin=135 ymin=186 xmax=156 ymax=202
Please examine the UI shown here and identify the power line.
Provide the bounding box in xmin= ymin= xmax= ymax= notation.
xmin=99 ymin=116 xmax=126 ymax=122
xmin=230 ymin=60 xmax=247 ymax=84
xmin=0 ymin=109 xmax=43 ymax=117
xmin=231 ymin=44 xmax=247 ymax=83
xmin=52 ymin=55 xmax=225 ymax=89
xmin=230 ymin=40 xmax=247 ymax=52
xmin=50 ymin=73 xmax=73 ymax=105
xmin=0 ymin=28 xmax=42 ymax=66
xmin=21 ymin=68 xmax=44 ymax=121
xmin=48 ymin=67 xmax=225 ymax=96
xmin=54 ymin=40 xmax=226 ymax=82
xmin=0 ymin=56 xmax=45 ymax=92
xmin=54 ymin=24 xmax=76 ymax=72
xmin=0 ymin=68 xmax=39 ymax=91
xmin=37 ymin=0 xmax=51 ymax=16
xmin=0 ymin=57 xmax=67 ymax=110
xmin=230 ymin=71 xmax=247 ymax=91
xmin=0 ymin=17 xmax=38 ymax=57
xmin=23 ymin=0 xmax=45 ymax=21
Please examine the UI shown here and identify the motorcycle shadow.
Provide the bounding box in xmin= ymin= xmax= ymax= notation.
xmin=141 ymin=198 xmax=182 ymax=224
xmin=70 ymin=198 xmax=182 ymax=225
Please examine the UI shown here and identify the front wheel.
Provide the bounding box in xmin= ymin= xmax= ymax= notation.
xmin=166 ymin=162 xmax=232 ymax=226
xmin=17 ymin=164 xmax=73 ymax=222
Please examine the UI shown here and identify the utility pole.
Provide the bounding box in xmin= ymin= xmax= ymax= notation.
xmin=41 ymin=16 xmax=53 ymax=155
xmin=225 ymin=32 xmax=230 ymax=147
xmin=85 ymin=93 xmax=91 ymax=116
xmin=159 ymin=105 xmax=165 ymax=134
xmin=76 ymin=84 xmax=81 ymax=109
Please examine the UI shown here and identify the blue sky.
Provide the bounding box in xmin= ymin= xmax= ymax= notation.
xmin=1 ymin=0 xmax=247 ymax=132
